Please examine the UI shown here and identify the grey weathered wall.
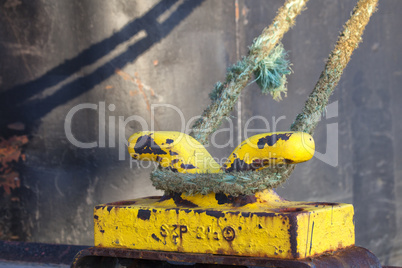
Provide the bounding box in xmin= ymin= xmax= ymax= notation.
xmin=0 ymin=0 xmax=401 ymax=265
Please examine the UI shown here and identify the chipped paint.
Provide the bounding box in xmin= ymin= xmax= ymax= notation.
xmin=257 ymin=133 xmax=293 ymax=148
xmin=94 ymin=190 xmax=355 ymax=259
xmin=128 ymin=131 xmax=221 ymax=174
xmin=224 ymin=132 xmax=315 ymax=172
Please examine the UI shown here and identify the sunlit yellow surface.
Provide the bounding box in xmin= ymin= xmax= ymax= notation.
xmin=128 ymin=131 xmax=221 ymax=173
xmin=94 ymin=190 xmax=354 ymax=259
xmin=128 ymin=131 xmax=315 ymax=173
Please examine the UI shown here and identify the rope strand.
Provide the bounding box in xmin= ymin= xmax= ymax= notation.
xmin=151 ymin=0 xmax=379 ymax=195
xmin=190 ymin=0 xmax=309 ymax=145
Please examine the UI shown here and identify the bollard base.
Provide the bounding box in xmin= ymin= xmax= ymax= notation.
xmin=94 ymin=190 xmax=354 ymax=259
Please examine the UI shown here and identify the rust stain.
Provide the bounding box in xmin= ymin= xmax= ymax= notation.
xmin=115 ymin=69 xmax=151 ymax=112
xmin=129 ymin=90 xmax=138 ymax=96
xmin=0 ymin=135 xmax=28 ymax=195
xmin=0 ymin=135 xmax=28 ymax=168
xmin=235 ymin=1 xmax=239 ymax=21
xmin=0 ymin=171 xmax=20 ymax=195
xmin=115 ymin=69 xmax=133 ymax=82
xmin=115 ymin=69 xmax=159 ymax=130
xmin=105 ymin=85 xmax=113 ymax=90
xmin=133 ymin=72 xmax=151 ymax=111
xmin=153 ymin=60 xmax=159 ymax=66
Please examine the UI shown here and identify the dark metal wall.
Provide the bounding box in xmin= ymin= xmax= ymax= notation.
xmin=0 ymin=0 xmax=401 ymax=265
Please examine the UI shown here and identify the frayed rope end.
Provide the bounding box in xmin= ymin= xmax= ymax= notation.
xmin=253 ymin=43 xmax=291 ymax=101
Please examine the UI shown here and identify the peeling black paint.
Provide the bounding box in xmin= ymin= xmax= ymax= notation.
xmin=165 ymin=139 xmax=174 ymax=144
xmin=94 ymin=215 xmax=98 ymax=220
xmin=171 ymin=159 xmax=179 ymax=164
xmin=284 ymin=159 xmax=294 ymax=164
xmin=241 ymin=212 xmax=251 ymax=218
xmin=215 ymin=193 xmax=231 ymax=204
xmin=164 ymin=208 xmax=181 ymax=215
xmin=225 ymin=159 xmax=251 ymax=172
xmin=106 ymin=206 xmax=113 ymax=213
xmin=180 ymin=163 xmax=197 ymax=170
xmin=305 ymin=202 xmax=339 ymax=207
xmin=172 ymin=193 xmax=198 ymax=208
xmin=158 ymin=195 xmax=171 ymax=203
xmin=288 ymin=215 xmax=299 ymax=258
xmin=134 ymin=135 xmax=167 ymax=155
xmin=225 ymin=158 xmax=275 ymax=172
xmin=137 ymin=209 xmax=151 ymax=220
xmin=205 ymin=210 xmax=225 ymax=218
xmin=169 ymin=150 xmax=179 ymax=156
xmin=164 ymin=166 xmax=178 ymax=173
xmin=257 ymin=133 xmax=292 ymax=149
xmin=158 ymin=193 xmax=198 ymax=208
xmin=215 ymin=193 xmax=257 ymax=207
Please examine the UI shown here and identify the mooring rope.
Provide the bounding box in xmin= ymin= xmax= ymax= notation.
xmin=189 ymin=0 xmax=308 ymax=145
xmin=151 ymin=0 xmax=378 ymax=196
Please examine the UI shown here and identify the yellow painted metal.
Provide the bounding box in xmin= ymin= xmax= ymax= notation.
xmin=224 ymin=132 xmax=315 ymax=170
xmin=94 ymin=190 xmax=354 ymax=259
xmin=127 ymin=131 xmax=315 ymax=174
xmin=128 ymin=131 xmax=221 ymax=173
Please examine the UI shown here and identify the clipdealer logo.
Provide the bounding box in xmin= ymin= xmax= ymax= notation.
xmin=64 ymin=101 xmax=338 ymax=167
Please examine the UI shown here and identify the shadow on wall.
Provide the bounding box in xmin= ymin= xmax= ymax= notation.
xmin=0 ymin=0 xmax=205 ymax=137
xmin=0 ymin=0 xmax=205 ymax=241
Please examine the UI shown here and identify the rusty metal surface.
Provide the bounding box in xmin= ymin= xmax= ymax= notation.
xmin=0 ymin=240 xmax=88 ymax=265
xmin=71 ymin=246 xmax=382 ymax=267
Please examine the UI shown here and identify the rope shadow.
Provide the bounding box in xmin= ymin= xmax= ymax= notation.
xmin=0 ymin=0 xmax=205 ymax=136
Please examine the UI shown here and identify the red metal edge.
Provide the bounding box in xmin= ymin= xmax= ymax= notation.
xmin=71 ymin=245 xmax=382 ymax=267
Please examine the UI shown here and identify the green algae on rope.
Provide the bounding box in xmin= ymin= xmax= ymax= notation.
xmin=190 ymin=0 xmax=309 ymax=145
xmin=150 ymin=0 xmax=379 ymax=196
xmin=291 ymin=0 xmax=379 ymax=135
xmin=151 ymin=165 xmax=295 ymax=196
xmin=151 ymin=0 xmax=309 ymax=196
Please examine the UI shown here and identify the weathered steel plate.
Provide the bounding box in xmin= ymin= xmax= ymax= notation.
xmin=71 ymin=245 xmax=382 ymax=267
